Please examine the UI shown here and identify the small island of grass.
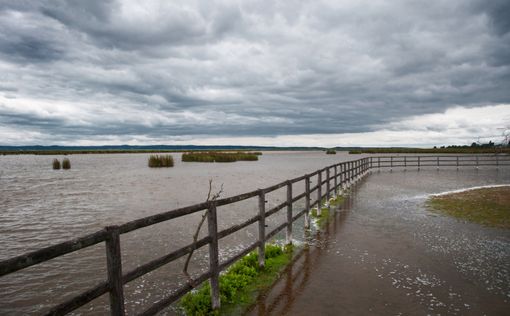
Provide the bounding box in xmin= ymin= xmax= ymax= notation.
xmin=182 ymin=152 xmax=260 ymax=163
xmin=427 ymin=186 xmax=510 ymax=229
xmin=148 ymin=154 xmax=174 ymax=167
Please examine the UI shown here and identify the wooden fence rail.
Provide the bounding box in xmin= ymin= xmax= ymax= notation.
xmin=0 ymin=154 xmax=508 ymax=315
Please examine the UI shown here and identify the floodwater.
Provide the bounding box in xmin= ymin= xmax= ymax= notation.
xmin=1 ymin=152 xmax=509 ymax=315
xmin=0 ymin=151 xmax=353 ymax=315
xmin=248 ymin=168 xmax=510 ymax=316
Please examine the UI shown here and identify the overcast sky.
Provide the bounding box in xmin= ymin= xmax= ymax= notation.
xmin=0 ymin=0 xmax=509 ymax=147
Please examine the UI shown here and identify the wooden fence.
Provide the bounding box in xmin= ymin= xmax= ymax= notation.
xmin=0 ymin=154 xmax=508 ymax=315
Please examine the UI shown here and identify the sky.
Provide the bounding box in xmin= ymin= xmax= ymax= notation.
xmin=0 ymin=0 xmax=509 ymax=147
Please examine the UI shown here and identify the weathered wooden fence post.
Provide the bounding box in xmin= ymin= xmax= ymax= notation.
xmin=305 ymin=175 xmax=311 ymax=229
xmin=207 ymin=202 xmax=220 ymax=310
xmin=286 ymin=181 xmax=293 ymax=245
xmin=334 ymin=165 xmax=338 ymax=194
xmin=317 ymin=171 xmax=322 ymax=216
xmin=105 ymin=226 xmax=126 ymax=316
xmin=258 ymin=190 xmax=265 ymax=268
xmin=326 ymin=168 xmax=331 ymax=203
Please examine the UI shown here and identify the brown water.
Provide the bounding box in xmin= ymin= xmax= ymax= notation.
xmin=0 ymin=151 xmax=354 ymax=315
xmin=1 ymin=153 xmax=509 ymax=315
xmin=248 ymin=168 xmax=510 ymax=316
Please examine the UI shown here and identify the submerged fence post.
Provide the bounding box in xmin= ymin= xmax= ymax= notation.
xmin=105 ymin=226 xmax=126 ymax=316
xmin=317 ymin=171 xmax=322 ymax=216
xmin=286 ymin=181 xmax=293 ymax=245
xmin=207 ymin=202 xmax=220 ymax=310
xmin=305 ymin=175 xmax=311 ymax=229
xmin=258 ymin=190 xmax=265 ymax=268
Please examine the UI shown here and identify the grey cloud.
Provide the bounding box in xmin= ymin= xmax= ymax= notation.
xmin=0 ymin=0 xmax=509 ymax=145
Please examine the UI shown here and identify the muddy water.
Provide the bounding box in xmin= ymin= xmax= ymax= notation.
xmin=0 ymin=151 xmax=354 ymax=315
xmin=248 ymin=168 xmax=510 ymax=316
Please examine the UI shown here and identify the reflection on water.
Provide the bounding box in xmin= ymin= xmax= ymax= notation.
xmin=248 ymin=169 xmax=510 ymax=316
xmin=1 ymin=153 xmax=509 ymax=315
xmin=0 ymin=151 xmax=353 ymax=315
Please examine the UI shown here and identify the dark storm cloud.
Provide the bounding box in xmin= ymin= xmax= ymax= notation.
xmin=0 ymin=0 xmax=509 ymax=145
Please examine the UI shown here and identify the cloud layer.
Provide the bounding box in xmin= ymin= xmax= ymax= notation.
xmin=0 ymin=0 xmax=509 ymax=146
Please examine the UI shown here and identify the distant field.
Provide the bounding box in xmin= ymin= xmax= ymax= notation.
xmin=349 ymin=147 xmax=510 ymax=154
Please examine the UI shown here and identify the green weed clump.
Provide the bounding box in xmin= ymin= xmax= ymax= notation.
xmin=326 ymin=149 xmax=336 ymax=154
xmin=180 ymin=244 xmax=292 ymax=315
xmin=52 ymin=159 xmax=61 ymax=170
xmin=148 ymin=154 xmax=174 ymax=167
xmin=182 ymin=152 xmax=259 ymax=163
xmin=62 ymin=158 xmax=71 ymax=169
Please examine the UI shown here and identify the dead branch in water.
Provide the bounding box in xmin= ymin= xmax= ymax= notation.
xmin=183 ymin=179 xmax=223 ymax=286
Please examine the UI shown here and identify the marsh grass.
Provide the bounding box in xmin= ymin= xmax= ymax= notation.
xmin=311 ymin=195 xmax=345 ymax=227
xmin=62 ymin=158 xmax=71 ymax=169
xmin=427 ymin=187 xmax=510 ymax=229
xmin=148 ymin=154 xmax=174 ymax=167
xmin=52 ymin=159 xmax=61 ymax=170
xmin=326 ymin=149 xmax=336 ymax=154
xmin=182 ymin=152 xmax=259 ymax=163
xmin=180 ymin=244 xmax=292 ymax=315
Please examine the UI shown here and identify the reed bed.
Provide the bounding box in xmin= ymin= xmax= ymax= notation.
xmin=148 ymin=154 xmax=174 ymax=167
xmin=326 ymin=149 xmax=336 ymax=154
xmin=62 ymin=158 xmax=71 ymax=169
xmin=52 ymin=159 xmax=61 ymax=170
xmin=182 ymin=152 xmax=260 ymax=163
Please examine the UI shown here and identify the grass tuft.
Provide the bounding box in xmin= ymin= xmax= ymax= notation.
xmin=62 ymin=158 xmax=71 ymax=169
xmin=148 ymin=155 xmax=174 ymax=168
xmin=52 ymin=159 xmax=61 ymax=170
xmin=180 ymin=243 xmax=292 ymax=315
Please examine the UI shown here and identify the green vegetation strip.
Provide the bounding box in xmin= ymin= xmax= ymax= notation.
xmin=326 ymin=149 xmax=336 ymax=154
xmin=180 ymin=244 xmax=292 ymax=315
xmin=427 ymin=187 xmax=510 ymax=229
xmin=182 ymin=152 xmax=260 ymax=163
xmin=311 ymin=194 xmax=345 ymax=227
xmin=349 ymin=147 xmax=509 ymax=154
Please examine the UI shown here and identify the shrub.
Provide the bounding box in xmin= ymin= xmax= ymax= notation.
xmin=52 ymin=159 xmax=61 ymax=170
xmin=148 ymin=154 xmax=174 ymax=167
xmin=62 ymin=158 xmax=71 ymax=169
xmin=326 ymin=149 xmax=336 ymax=154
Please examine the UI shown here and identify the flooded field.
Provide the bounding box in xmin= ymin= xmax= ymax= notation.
xmin=249 ymin=168 xmax=510 ymax=316
xmin=0 ymin=151 xmax=351 ymax=315
xmin=1 ymin=152 xmax=509 ymax=315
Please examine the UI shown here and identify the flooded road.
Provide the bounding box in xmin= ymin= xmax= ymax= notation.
xmin=248 ymin=168 xmax=510 ymax=316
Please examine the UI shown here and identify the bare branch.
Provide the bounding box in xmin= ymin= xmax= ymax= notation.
xmin=182 ymin=179 xmax=223 ymax=286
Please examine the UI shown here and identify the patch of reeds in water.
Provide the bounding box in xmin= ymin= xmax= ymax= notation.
xmin=326 ymin=149 xmax=336 ymax=154
xmin=182 ymin=151 xmax=259 ymax=163
xmin=148 ymin=154 xmax=174 ymax=167
xmin=62 ymin=158 xmax=71 ymax=169
xmin=52 ymin=159 xmax=61 ymax=170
